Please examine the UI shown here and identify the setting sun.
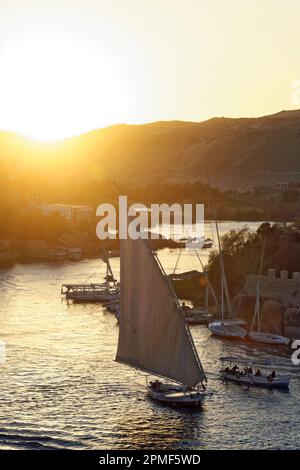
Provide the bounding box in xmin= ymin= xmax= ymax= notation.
xmin=0 ymin=39 xmax=128 ymax=141
xmin=0 ymin=0 xmax=300 ymax=141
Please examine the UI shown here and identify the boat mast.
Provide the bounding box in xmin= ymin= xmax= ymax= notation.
xmin=179 ymin=221 xmax=219 ymax=308
xmin=256 ymin=283 xmax=260 ymax=333
xmin=172 ymin=247 xmax=183 ymax=275
xmin=252 ymin=224 xmax=267 ymax=330
xmin=99 ymin=239 xmax=115 ymax=282
xmin=221 ymin=270 xmax=224 ymax=321
xmin=259 ymin=223 xmax=268 ymax=276
xmin=215 ymin=217 xmax=232 ymax=318
xmin=193 ymin=249 xmax=219 ymax=308
xmin=205 ymin=286 xmax=209 ymax=310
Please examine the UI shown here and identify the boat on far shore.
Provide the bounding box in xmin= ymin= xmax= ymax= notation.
xmin=62 ymin=281 xmax=120 ymax=303
xmin=61 ymin=240 xmax=120 ymax=303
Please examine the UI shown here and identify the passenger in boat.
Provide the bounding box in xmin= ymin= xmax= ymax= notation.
xmin=225 ymin=366 xmax=230 ymax=373
xmin=150 ymin=380 xmax=161 ymax=391
xmin=155 ymin=380 xmax=161 ymax=391
xmin=270 ymin=370 xmax=276 ymax=379
xmin=255 ymin=369 xmax=262 ymax=377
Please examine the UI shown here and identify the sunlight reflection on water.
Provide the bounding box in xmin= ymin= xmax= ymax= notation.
xmin=0 ymin=222 xmax=299 ymax=449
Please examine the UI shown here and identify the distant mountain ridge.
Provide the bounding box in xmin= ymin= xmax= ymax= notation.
xmin=1 ymin=109 xmax=300 ymax=191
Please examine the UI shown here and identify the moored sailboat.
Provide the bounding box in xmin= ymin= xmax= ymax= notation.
xmin=116 ymin=236 xmax=208 ymax=407
xmin=247 ymin=283 xmax=289 ymax=345
xmin=208 ymin=218 xmax=247 ymax=340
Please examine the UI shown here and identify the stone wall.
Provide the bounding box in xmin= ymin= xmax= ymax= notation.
xmin=233 ymin=271 xmax=300 ymax=339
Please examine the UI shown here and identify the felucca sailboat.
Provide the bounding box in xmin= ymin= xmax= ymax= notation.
xmin=248 ymin=283 xmax=289 ymax=345
xmin=208 ymin=219 xmax=247 ymax=339
xmin=116 ymin=236 xmax=207 ymax=407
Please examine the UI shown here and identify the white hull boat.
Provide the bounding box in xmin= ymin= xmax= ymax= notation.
xmin=62 ymin=283 xmax=120 ymax=303
xmin=208 ymin=320 xmax=247 ymax=339
xmin=220 ymin=356 xmax=291 ymax=389
xmin=248 ymin=282 xmax=290 ymax=346
xmin=147 ymin=382 xmax=206 ymax=407
xmin=247 ymin=331 xmax=290 ymax=346
xmin=221 ymin=370 xmax=291 ymax=389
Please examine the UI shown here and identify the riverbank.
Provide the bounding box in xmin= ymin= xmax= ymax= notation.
xmin=0 ymin=234 xmax=183 ymax=267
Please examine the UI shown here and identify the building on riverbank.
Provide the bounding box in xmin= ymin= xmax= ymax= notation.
xmin=41 ymin=204 xmax=93 ymax=222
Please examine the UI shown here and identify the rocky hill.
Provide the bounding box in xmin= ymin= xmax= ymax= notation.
xmin=1 ymin=109 xmax=300 ymax=191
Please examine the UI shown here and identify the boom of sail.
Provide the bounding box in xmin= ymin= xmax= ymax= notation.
xmin=116 ymin=237 xmax=206 ymax=388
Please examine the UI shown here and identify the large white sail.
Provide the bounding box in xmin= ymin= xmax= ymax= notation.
xmin=116 ymin=238 xmax=206 ymax=388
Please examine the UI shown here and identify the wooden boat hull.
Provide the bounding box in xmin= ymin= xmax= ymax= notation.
xmin=147 ymin=385 xmax=205 ymax=407
xmin=221 ymin=371 xmax=291 ymax=389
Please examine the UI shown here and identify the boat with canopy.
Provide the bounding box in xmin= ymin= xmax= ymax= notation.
xmin=61 ymin=240 xmax=120 ymax=303
xmin=116 ymin=236 xmax=207 ymax=407
xmin=220 ymin=356 xmax=291 ymax=388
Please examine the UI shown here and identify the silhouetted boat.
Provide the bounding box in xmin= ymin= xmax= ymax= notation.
xmin=116 ymin=236 xmax=208 ymax=407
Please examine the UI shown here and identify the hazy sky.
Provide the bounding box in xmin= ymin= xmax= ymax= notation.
xmin=0 ymin=0 xmax=299 ymax=140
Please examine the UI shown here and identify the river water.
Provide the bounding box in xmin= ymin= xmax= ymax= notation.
xmin=0 ymin=221 xmax=299 ymax=449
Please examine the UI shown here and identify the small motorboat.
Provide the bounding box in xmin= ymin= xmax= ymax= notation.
xmin=220 ymin=356 xmax=291 ymax=389
xmin=208 ymin=319 xmax=248 ymax=339
xmin=202 ymin=238 xmax=213 ymax=249
xmin=147 ymin=380 xmax=206 ymax=407
xmin=182 ymin=305 xmax=213 ymax=325
xmin=185 ymin=311 xmax=213 ymax=325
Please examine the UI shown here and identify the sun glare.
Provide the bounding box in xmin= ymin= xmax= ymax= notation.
xmin=0 ymin=39 xmax=129 ymax=141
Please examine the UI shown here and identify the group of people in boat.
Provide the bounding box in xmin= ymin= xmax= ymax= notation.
xmin=224 ymin=365 xmax=277 ymax=381
xmin=149 ymin=380 xmax=162 ymax=392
